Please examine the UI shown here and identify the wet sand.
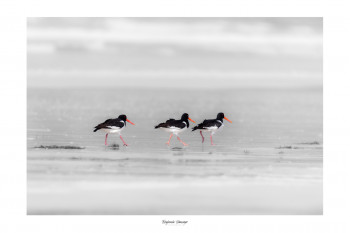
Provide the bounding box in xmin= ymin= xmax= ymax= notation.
xmin=27 ymin=88 xmax=323 ymax=214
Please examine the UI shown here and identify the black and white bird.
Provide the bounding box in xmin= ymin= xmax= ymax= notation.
xmin=93 ymin=114 xmax=135 ymax=146
xmin=155 ymin=113 xmax=196 ymax=146
xmin=192 ymin=112 xmax=232 ymax=145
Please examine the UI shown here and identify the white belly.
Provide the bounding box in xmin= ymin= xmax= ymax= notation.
xmin=162 ymin=127 xmax=187 ymax=135
xmin=102 ymin=127 xmax=124 ymax=134
xmin=203 ymin=124 xmax=224 ymax=134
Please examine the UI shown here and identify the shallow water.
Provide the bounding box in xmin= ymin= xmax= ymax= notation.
xmin=27 ymin=87 xmax=323 ymax=214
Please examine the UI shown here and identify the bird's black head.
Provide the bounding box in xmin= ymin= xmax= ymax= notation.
xmin=118 ymin=114 xmax=135 ymax=125
xmin=181 ymin=113 xmax=196 ymax=127
xmin=181 ymin=113 xmax=189 ymax=121
xmin=216 ymin=112 xmax=225 ymax=121
xmin=216 ymin=112 xmax=232 ymax=123
xmin=118 ymin=115 xmax=127 ymax=122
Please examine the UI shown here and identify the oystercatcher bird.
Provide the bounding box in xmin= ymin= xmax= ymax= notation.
xmin=192 ymin=112 xmax=232 ymax=145
xmin=154 ymin=113 xmax=195 ymax=146
xmin=93 ymin=114 xmax=135 ymax=146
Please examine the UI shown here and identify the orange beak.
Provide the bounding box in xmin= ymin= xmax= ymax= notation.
xmin=224 ymin=117 xmax=232 ymax=123
xmin=188 ymin=117 xmax=196 ymax=123
xmin=126 ymin=119 xmax=135 ymax=125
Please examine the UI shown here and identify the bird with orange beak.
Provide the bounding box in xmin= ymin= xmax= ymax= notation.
xmin=155 ymin=113 xmax=195 ymax=146
xmin=192 ymin=112 xmax=232 ymax=145
xmin=93 ymin=114 xmax=135 ymax=146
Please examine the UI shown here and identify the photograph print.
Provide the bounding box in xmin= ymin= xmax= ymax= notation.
xmin=27 ymin=17 xmax=323 ymax=215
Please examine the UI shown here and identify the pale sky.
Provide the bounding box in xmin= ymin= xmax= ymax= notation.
xmin=27 ymin=18 xmax=322 ymax=89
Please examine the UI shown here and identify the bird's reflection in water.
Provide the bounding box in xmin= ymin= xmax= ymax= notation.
xmin=171 ymin=147 xmax=185 ymax=156
xmin=109 ymin=144 xmax=120 ymax=151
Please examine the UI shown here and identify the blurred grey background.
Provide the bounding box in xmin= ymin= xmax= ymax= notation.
xmin=27 ymin=18 xmax=322 ymax=89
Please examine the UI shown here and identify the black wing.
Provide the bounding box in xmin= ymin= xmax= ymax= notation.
xmin=155 ymin=118 xmax=186 ymax=129
xmin=155 ymin=118 xmax=175 ymax=128
xmin=192 ymin=119 xmax=219 ymax=131
xmin=103 ymin=119 xmax=115 ymax=124
xmin=167 ymin=119 xmax=187 ymax=129
xmin=166 ymin=118 xmax=175 ymax=123
xmin=94 ymin=118 xmax=124 ymax=132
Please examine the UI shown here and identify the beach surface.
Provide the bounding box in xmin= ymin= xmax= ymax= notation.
xmin=27 ymin=88 xmax=323 ymax=214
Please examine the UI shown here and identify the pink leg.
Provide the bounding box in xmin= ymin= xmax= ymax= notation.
xmin=120 ymin=135 xmax=128 ymax=146
xmin=177 ymin=136 xmax=188 ymax=146
xmin=105 ymin=133 xmax=108 ymax=146
xmin=200 ymin=131 xmax=205 ymax=143
xmin=166 ymin=133 xmax=173 ymax=145
xmin=210 ymin=134 xmax=216 ymax=146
